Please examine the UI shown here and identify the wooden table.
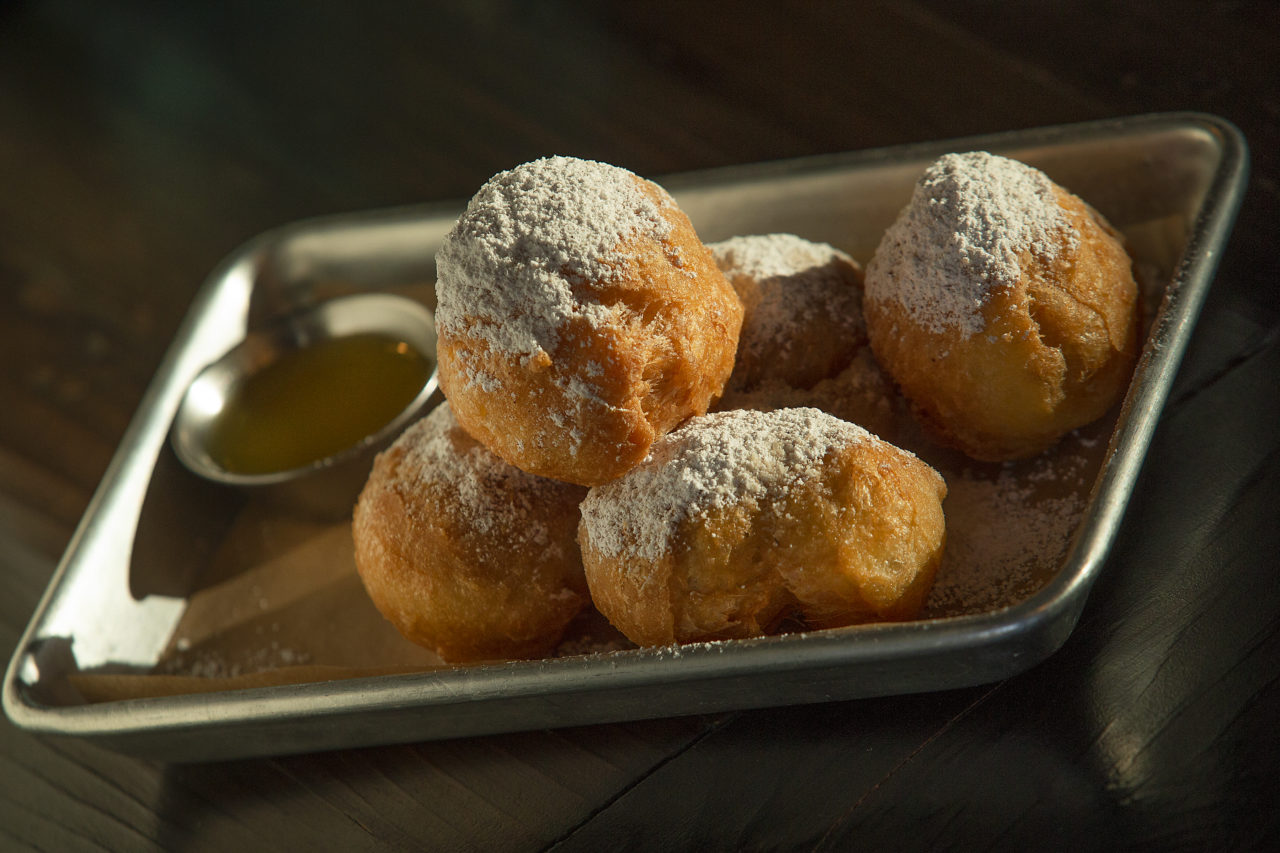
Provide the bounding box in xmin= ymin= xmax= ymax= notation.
xmin=3 ymin=2 xmax=1276 ymax=849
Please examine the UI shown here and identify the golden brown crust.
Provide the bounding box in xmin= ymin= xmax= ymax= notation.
xmin=578 ymin=409 xmax=947 ymax=646
xmin=864 ymin=166 xmax=1140 ymax=461
xmin=437 ymin=171 xmax=743 ymax=486
xmin=352 ymin=404 xmax=589 ymax=662
xmin=708 ymin=234 xmax=904 ymax=440
xmin=713 ymin=234 xmax=868 ymax=392
xmin=715 ymin=348 xmax=904 ymax=443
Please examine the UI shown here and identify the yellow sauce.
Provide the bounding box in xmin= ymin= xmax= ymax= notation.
xmin=206 ymin=332 xmax=433 ymax=475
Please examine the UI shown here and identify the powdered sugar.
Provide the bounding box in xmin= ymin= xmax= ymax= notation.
xmin=157 ymin=642 xmax=313 ymax=679
xmin=396 ymin=404 xmax=574 ymax=557
xmin=868 ymin=151 xmax=1079 ymax=335
xmin=711 ymin=233 xmax=858 ymax=287
xmin=923 ymin=444 xmax=1092 ymax=617
xmin=710 ymin=233 xmax=865 ymax=372
xmin=435 ymin=156 xmax=675 ymax=358
xmin=580 ymin=408 xmax=871 ymax=563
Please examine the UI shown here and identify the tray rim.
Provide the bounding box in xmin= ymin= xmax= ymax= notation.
xmin=3 ymin=111 xmax=1251 ymax=759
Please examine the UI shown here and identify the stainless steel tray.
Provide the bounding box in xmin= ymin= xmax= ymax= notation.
xmin=4 ymin=113 xmax=1248 ymax=761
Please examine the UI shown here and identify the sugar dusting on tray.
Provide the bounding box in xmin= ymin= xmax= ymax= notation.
xmin=157 ymin=638 xmax=313 ymax=679
xmin=921 ymin=431 xmax=1097 ymax=618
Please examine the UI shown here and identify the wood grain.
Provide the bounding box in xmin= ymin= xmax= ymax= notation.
xmin=2 ymin=1 xmax=1276 ymax=850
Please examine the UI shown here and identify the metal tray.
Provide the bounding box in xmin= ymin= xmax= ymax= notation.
xmin=4 ymin=113 xmax=1248 ymax=761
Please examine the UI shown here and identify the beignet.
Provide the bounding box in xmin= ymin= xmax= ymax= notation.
xmin=578 ymin=408 xmax=947 ymax=646
xmin=435 ymin=156 xmax=743 ymax=486
xmin=353 ymin=403 xmax=589 ymax=662
xmin=863 ymin=151 xmax=1140 ymax=461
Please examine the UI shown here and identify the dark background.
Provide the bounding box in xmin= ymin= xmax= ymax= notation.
xmin=2 ymin=2 xmax=1277 ymax=849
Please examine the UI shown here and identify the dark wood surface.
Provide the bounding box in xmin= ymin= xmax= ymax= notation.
xmin=3 ymin=1 xmax=1277 ymax=849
